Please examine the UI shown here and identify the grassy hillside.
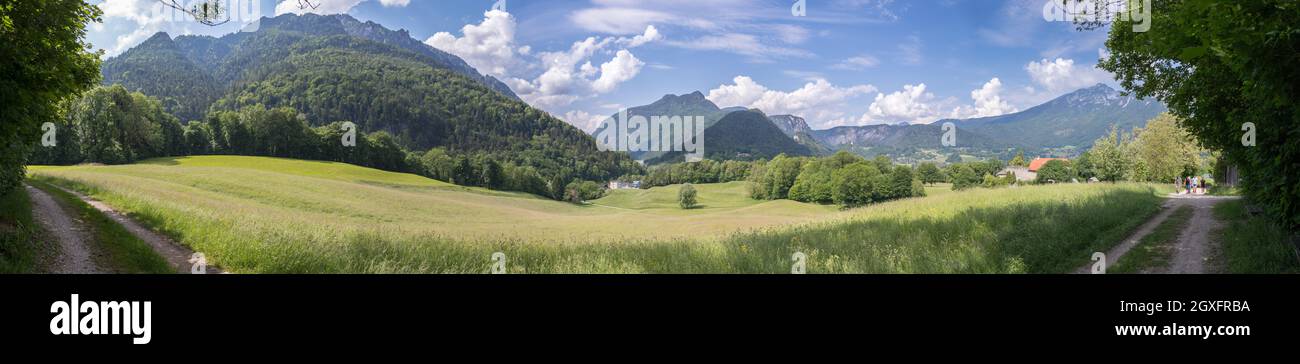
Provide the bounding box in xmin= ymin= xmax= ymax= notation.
xmin=30 ymin=156 xmax=1165 ymax=273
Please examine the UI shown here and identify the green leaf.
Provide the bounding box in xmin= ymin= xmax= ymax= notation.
xmin=1179 ymin=46 xmax=1207 ymax=59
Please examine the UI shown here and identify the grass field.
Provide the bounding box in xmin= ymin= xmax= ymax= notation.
xmin=1213 ymin=200 xmax=1300 ymax=274
xmin=30 ymin=156 xmax=1167 ymax=273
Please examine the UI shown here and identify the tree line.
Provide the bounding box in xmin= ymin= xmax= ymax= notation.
xmin=29 ymin=85 xmax=642 ymax=202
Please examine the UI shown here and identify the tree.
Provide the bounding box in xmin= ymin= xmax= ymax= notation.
xmin=1035 ymin=160 xmax=1076 ymax=184
xmin=750 ymin=155 xmax=802 ymax=200
xmin=418 ymin=148 xmax=455 ymax=182
xmin=916 ymin=162 xmax=945 ymax=185
xmin=1074 ymin=152 xmax=1096 ymax=180
xmin=884 ymin=166 xmax=915 ymax=200
xmin=0 ymin=0 xmax=102 ymax=192
xmin=871 ymin=155 xmax=893 ymax=172
xmin=182 ymin=121 xmax=213 ymax=155
xmin=1086 ymin=126 xmax=1129 ymax=182
xmin=678 ymin=183 xmax=698 ymax=209
xmin=548 ymin=174 xmax=569 ymax=201
xmin=480 ymin=159 xmax=504 ymax=190
xmin=1125 ymin=113 xmax=1203 ymax=183
xmin=831 ymin=162 xmax=881 ymax=207
xmin=1099 ymin=0 xmax=1300 ymax=227
xmin=67 ymin=85 xmax=166 ymax=164
xmin=788 ymin=158 xmax=837 ymax=203
xmin=948 ymin=164 xmax=981 ymax=191
xmin=26 ymin=102 xmax=82 ymax=165
xmin=452 ymin=157 xmax=475 ymax=186
xmin=1009 ymin=151 xmax=1027 ymax=167
xmin=946 ymin=152 xmax=964 ymax=164
xmin=564 ymin=180 xmax=604 ymax=203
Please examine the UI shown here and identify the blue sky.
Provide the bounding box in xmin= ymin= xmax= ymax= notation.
xmin=87 ymin=0 xmax=1117 ymax=131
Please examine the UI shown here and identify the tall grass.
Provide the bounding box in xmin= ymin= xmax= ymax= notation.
xmin=30 ymin=157 xmax=1167 ymax=273
xmin=1213 ymin=200 xmax=1300 ymax=274
xmin=0 ymin=187 xmax=39 ymax=273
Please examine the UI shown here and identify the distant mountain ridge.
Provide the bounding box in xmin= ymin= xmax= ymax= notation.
xmin=589 ymin=83 xmax=1166 ymax=164
xmin=942 ymin=84 xmax=1166 ymax=149
xmin=768 ymin=115 xmax=833 ymax=155
xmin=810 ymin=123 xmax=1005 ymax=150
xmin=591 ymin=91 xmax=738 ymax=160
xmin=648 ymin=109 xmax=813 ymax=163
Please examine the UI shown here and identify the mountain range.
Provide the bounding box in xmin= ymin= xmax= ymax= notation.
xmin=601 ymin=84 xmax=1167 ymax=164
xmin=945 ymin=83 xmax=1166 ymax=149
xmin=100 ymin=13 xmax=635 ymax=182
xmin=646 ymin=109 xmax=813 ymax=163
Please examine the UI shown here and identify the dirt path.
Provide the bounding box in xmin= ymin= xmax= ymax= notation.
xmin=52 ymin=185 xmax=224 ymax=274
xmin=27 ymin=182 xmax=223 ymax=274
xmin=1156 ymin=195 xmax=1237 ymax=274
xmin=1077 ymin=198 xmax=1180 ymax=274
xmin=1080 ymin=194 xmax=1239 ymax=274
xmin=26 ymin=184 xmax=106 ymax=274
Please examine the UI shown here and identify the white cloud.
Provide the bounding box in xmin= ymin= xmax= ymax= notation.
xmin=897 ymin=35 xmax=923 ymax=65
xmin=707 ymin=76 xmax=876 ymax=128
xmin=560 ymin=110 xmax=610 ymax=133
xmin=861 ymin=84 xmax=941 ymax=124
xmin=424 ymin=10 xmax=658 ymax=110
xmin=97 ymin=0 xmax=175 ymax=56
xmin=665 ymin=33 xmax=813 ymax=61
xmin=377 ymin=0 xmax=410 ymax=7
xmin=101 ymin=0 xmax=160 ymax=24
xmin=1025 ymin=58 xmax=1110 ymax=93
xmin=571 ymin=1 xmax=818 ymax=62
xmin=424 ymin=10 xmax=522 ymax=77
xmin=509 ymin=36 xmax=653 ymax=109
xmin=949 ymin=78 xmax=1018 ymax=119
xmin=618 ymin=25 xmax=662 ymax=48
xmin=772 ymin=24 xmax=810 ymax=44
xmin=275 ymin=0 xmax=364 ymax=15
xmin=707 ymin=76 xmax=770 ymax=109
xmin=832 ymin=55 xmax=880 ymax=70
xmin=570 ymin=7 xmax=673 ymax=35
xmin=592 ymin=50 xmax=645 ymax=93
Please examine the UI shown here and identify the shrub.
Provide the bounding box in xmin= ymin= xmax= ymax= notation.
xmin=678 ymin=183 xmax=698 ymax=209
xmin=1035 ymin=160 xmax=1076 ymax=184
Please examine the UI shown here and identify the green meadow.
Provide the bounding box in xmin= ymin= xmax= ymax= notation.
xmin=30 ymin=156 xmax=1165 ymax=273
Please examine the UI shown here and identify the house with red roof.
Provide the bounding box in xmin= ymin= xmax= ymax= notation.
xmin=997 ymin=158 xmax=1069 ymax=182
xmin=1028 ymin=158 xmax=1069 ymax=173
